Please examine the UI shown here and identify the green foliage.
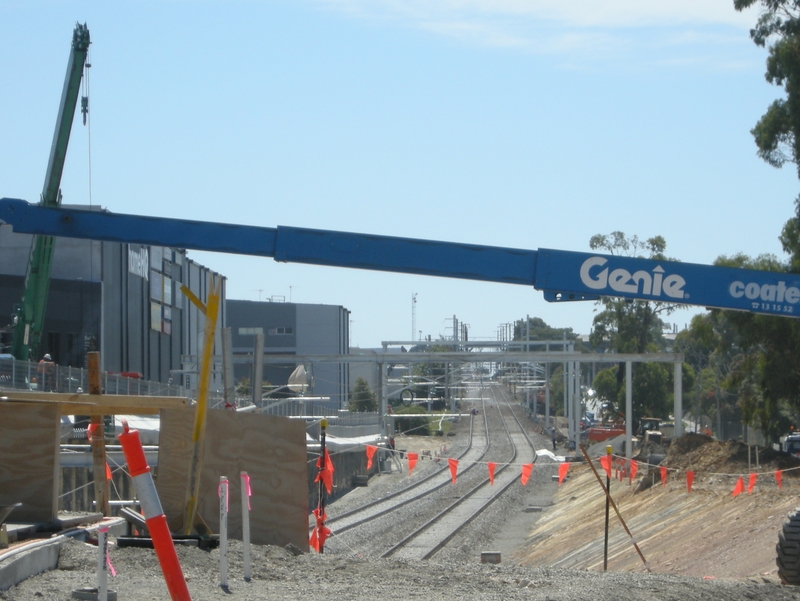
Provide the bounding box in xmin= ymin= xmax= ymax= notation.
xmin=393 ymin=405 xmax=431 ymax=435
xmin=735 ymin=1 xmax=800 ymax=177
xmin=588 ymin=232 xmax=682 ymax=354
xmin=584 ymin=232 xmax=685 ymax=424
xmin=591 ymin=363 xmax=678 ymax=424
xmin=512 ymin=316 xmax=584 ymax=348
xmin=592 ymin=368 xmax=619 ymax=407
xmin=349 ymin=377 xmax=377 ymax=412
xmin=631 ymin=363 xmax=670 ymax=420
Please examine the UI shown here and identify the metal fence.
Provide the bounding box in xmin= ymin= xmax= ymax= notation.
xmin=0 ymin=357 xmax=184 ymax=397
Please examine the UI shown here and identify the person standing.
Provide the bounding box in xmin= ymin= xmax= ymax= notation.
xmin=551 ymin=427 xmax=557 ymax=451
xmin=37 ymin=354 xmax=55 ymax=392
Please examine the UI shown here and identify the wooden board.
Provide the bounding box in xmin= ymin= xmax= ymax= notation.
xmin=0 ymin=391 xmax=188 ymax=415
xmin=156 ymin=408 xmax=309 ymax=551
xmin=0 ymin=404 xmax=60 ymax=522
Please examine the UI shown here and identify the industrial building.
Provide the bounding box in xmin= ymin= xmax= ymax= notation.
xmin=0 ymin=210 xmax=355 ymax=405
xmin=226 ymin=299 xmax=351 ymax=408
xmin=0 ymin=206 xmax=226 ymax=393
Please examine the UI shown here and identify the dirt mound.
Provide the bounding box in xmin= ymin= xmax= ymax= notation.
xmin=664 ymin=433 xmax=800 ymax=477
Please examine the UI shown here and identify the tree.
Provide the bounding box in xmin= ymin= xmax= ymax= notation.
xmin=512 ymin=316 xmax=584 ymax=347
xmin=586 ymin=232 xmax=684 ymax=423
xmin=735 ymin=1 xmax=800 ymax=176
xmin=588 ymin=232 xmax=682 ymax=354
xmin=711 ymin=252 xmax=800 ymax=440
xmin=349 ymin=377 xmax=377 ymax=413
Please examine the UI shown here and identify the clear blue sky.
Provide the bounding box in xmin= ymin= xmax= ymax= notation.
xmin=2 ymin=1 xmax=797 ymax=347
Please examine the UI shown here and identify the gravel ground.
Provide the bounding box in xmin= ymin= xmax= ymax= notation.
xmin=3 ymin=397 xmax=799 ymax=599
xmin=2 ymin=537 xmax=798 ymax=601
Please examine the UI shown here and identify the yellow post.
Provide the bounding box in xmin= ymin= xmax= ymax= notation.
xmin=181 ymin=275 xmax=221 ymax=534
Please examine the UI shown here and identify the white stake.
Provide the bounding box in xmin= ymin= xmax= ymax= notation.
xmin=219 ymin=476 xmax=229 ymax=589
xmin=97 ymin=526 xmax=108 ymax=601
xmin=241 ymin=471 xmax=251 ymax=581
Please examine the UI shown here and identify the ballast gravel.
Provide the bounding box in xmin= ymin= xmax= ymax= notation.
xmin=3 ymin=406 xmax=798 ymax=599
xmin=2 ymin=537 xmax=798 ymax=601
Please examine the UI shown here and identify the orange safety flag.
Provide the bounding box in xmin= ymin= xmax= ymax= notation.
xmin=618 ymin=458 xmax=624 ymax=481
xmin=521 ymin=463 xmax=533 ymax=486
xmin=599 ymin=455 xmax=612 ymax=479
xmin=660 ymin=466 xmax=668 ymax=486
xmin=629 ymin=460 xmax=638 ymax=483
xmin=558 ymin=462 xmax=570 ymax=485
xmin=686 ymin=470 xmax=694 ymax=493
xmin=732 ymin=476 xmax=744 ymax=497
xmin=487 ymin=461 xmax=496 ymax=485
xmin=87 ymin=423 xmax=100 ymax=441
xmin=407 ymin=452 xmax=418 ymax=477
xmin=309 ymin=507 xmax=331 ymax=552
xmin=448 ymin=458 xmax=459 ymax=484
xmin=105 ymin=462 xmax=112 ymax=481
xmin=748 ymin=473 xmax=757 ymax=494
xmin=776 ymin=470 xmax=783 ymax=490
xmin=365 ymin=445 xmax=378 ymax=470
xmin=314 ymin=448 xmax=334 ymax=495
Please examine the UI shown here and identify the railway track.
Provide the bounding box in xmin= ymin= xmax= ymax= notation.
xmin=320 ymin=394 xmax=489 ymax=534
xmin=382 ymin=383 xmax=537 ymax=560
xmin=321 ymin=381 xmax=543 ymax=560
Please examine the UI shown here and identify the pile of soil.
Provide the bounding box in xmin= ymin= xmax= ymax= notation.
xmin=664 ymin=433 xmax=800 ymax=477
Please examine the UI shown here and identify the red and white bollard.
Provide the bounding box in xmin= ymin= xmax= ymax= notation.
xmin=118 ymin=420 xmax=191 ymax=601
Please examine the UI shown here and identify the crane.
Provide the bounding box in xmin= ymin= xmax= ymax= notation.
xmin=1 ymin=198 xmax=799 ymax=320
xmin=10 ymin=23 xmax=91 ymax=361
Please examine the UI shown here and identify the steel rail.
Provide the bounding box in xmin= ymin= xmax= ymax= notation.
xmin=380 ymin=384 xmax=535 ymax=559
xmin=315 ymin=395 xmax=489 ymax=534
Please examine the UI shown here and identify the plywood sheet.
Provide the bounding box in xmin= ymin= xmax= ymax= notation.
xmin=0 ymin=404 xmax=60 ymax=522
xmin=156 ymin=408 xmax=308 ymax=550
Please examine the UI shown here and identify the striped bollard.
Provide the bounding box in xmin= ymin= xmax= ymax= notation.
xmin=118 ymin=421 xmax=191 ymax=601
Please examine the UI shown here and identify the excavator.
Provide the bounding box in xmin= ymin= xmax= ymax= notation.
xmin=9 ymin=23 xmax=90 ymax=361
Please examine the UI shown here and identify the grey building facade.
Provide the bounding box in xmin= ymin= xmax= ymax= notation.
xmin=0 ymin=207 xmax=226 ymax=393
xmin=226 ymin=300 xmax=350 ymax=408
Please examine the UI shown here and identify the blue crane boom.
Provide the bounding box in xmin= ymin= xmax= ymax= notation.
xmin=1 ymin=197 xmax=799 ymax=320
xmin=10 ymin=23 xmax=90 ymax=360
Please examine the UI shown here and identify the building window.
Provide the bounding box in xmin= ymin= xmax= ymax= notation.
xmin=268 ymin=327 xmax=293 ymax=335
xmin=150 ymin=272 xmax=163 ymax=302
xmin=151 ymin=302 xmax=162 ymax=331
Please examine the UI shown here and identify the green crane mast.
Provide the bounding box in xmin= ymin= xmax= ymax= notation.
xmin=11 ymin=23 xmax=90 ymax=361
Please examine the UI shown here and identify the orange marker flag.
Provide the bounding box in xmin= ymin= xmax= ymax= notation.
xmin=748 ymin=473 xmax=757 ymax=494
xmin=776 ymin=470 xmax=783 ymax=490
xmin=629 ymin=460 xmax=638 ymax=483
xmin=309 ymin=507 xmax=331 ymax=552
xmin=599 ymin=455 xmax=612 ymax=479
xmin=521 ymin=463 xmax=533 ymax=486
xmin=487 ymin=461 xmax=496 ymax=485
xmin=448 ymin=458 xmax=459 ymax=484
xmin=314 ymin=448 xmax=334 ymax=494
xmin=365 ymin=445 xmax=378 ymax=470
xmin=660 ymin=466 xmax=668 ymax=486
xmin=407 ymin=452 xmax=418 ymax=477
xmin=686 ymin=470 xmax=694 ymax=493
xmin=732 ymin=476 xmax=744 ymax=497
xmin=105 ymin=462 xmax=113 ymax=481
xmin=558 ymin=462 xmax=570 ymax=485
xmin=87 ymin=422 xmax=99 ymax=441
